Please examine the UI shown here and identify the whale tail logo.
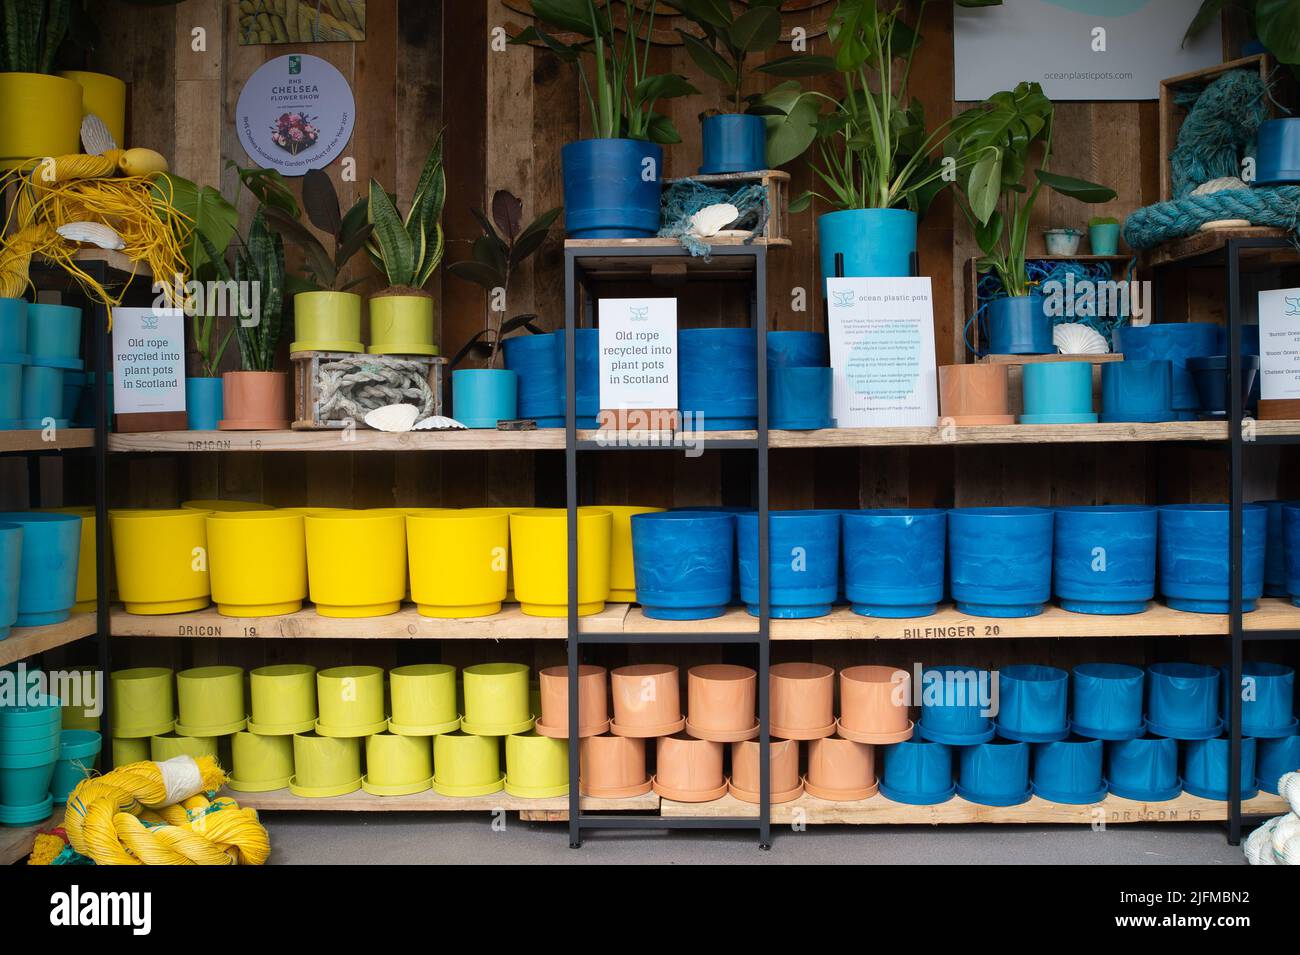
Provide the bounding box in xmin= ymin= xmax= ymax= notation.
xmin=832 ymin=290 xmax=855 ymax=308
xmin=1285 ymin=295 xmax=1300 ymax=316
xmin=630 ymin=306 xmax=649 ymax=320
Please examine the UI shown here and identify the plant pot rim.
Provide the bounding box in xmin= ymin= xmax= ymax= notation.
xmin=175 ymin=717 xmax=246 ymax=737
xmin=652 ymin=775 xmax=729 ymax=802
xmin=387 ymin=717 xmax=463 ymax=736
xmin=226 ymin=775 xmax=293 ymax=793
xmin=689 ymin=663 xmax=755 ymax=683
xmin=609 ymin=715 xmax=685 ymax=738
xmin=459 ymin=715 xmax=536 ymax=737
xmin=580 ymin=778 xmax=653 ymax=798
xmin=770 ymin=720 xmax=836 ymax=741
xmin=836 ymin=718 xmax=915 ymax=745
xmin=535 ymin=718 xmax=609 ymax=739
xmin=289 ymin=776 xmax=361 ymax=798
xmin=819 ymin=207 xmax=917 ymax=222
xmin=504 ymin=779 xmax=569 ymax=799
xmin=685 ymin=720 xmax=759 ymax=743
xmin=432 ymin=774 xmax=506 ymax=798
xmin=361 ymin=775 xmax=433 ymax=797
xmin=770 ymin=662 xmax=834 ymax=681
xmin=314 ymin=717 xmax=389 ymax=738
xmin=371 ymin=287 xmax=434 ymax=300
xmin=803 ymin=775 xmax=879 ymax=802
xmin=729 ymin=778 xmax=803 ymax=804
xmin=246 ymin=717 xmax=317 ymax=736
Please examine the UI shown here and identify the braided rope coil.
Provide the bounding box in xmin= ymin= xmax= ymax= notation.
xmin=1123 ymin=186 xmax=1300 ymax=250
xmin=317 ymin=356 xmax=436 ymax=424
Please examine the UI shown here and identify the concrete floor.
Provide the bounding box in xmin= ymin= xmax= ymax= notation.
xmin=262 ymin=814 xmax=1248 ymax=864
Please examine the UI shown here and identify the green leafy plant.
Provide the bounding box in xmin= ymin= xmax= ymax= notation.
xmin=231 ymin=208 xmax=286 ymax=373
xmin=1184 ymin=1 xmax=1300 ymax=66
xmin=518 ymin=0 xmax=698 ymax=143
xmin=1 ymin=0 xmax=71 ymax=74
xmin=447 ymin=190 xmax=562 ymax=369
xmin=262 ymin=166 xmax=373 ymax=292
xmin=365 ymin=131 xmax=445 ymax=292
xmin=1088 ymin=215 xmax=1119 ymax=227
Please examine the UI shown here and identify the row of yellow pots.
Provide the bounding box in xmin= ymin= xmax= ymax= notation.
xmin=0 ymin=70 xmax=126 ymax=166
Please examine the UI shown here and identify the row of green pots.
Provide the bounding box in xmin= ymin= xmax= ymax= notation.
xmin=290 ymin=290 xmax=436 ymax=357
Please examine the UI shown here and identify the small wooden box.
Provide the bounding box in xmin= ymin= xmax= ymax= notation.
xmin=662 ymin=169 xmax=791 ymax=246
xmin=291 ymin=351 xmax=445 ymax=430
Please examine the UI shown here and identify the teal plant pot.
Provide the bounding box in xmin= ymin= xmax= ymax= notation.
xmin=0 ymin=512 xmax=80 ymax=627
xmin=818 ymin=209 xmax=916 ymax=281
xmin=0 ymin=298 xmax=27 ymax=356
xmin=49 ymin=729 xmax=101 ymax=802
xmin=0 ymin=361 xmax=22 ymax=428
xmin=186 ymin=377 xmax=224 ymax=431
xmin=20 ymin=364 xmax=64 ymax=427
xmin=1021 ymin=361 xmax=1097 ymax=423
xmin=700 ymin=114 xmax=766 ymax=174
xmin=1089 ymin=223 xmax=1120 ymax=255
xmin=61 ymin=370 xmax=86 ymax=420
xmin=452 ymin=369 xmax=517 ymax=429
xmin=26 ymin=303 xmax=82 ymax=369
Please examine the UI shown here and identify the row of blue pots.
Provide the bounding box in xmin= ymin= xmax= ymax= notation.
xmin=0 ymin=299 xmax=84 ymax=430
xmin=0 ymin=512 xmax=82 ymax=638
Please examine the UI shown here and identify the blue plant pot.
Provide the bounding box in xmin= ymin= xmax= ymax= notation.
xmin=1032 ymin=736 xmax=1107 ymax=804
xmin=1113 ymin=323 xmax=1218 ymax=418
xmin=1158 ymin=503 xmax=1267 ymax=613
xmin=766 ymin=331 xmax=828 ymax=369
xmin=452 ymin=369 xmax=517 ymax=429
xmin=996 ymin=665 xmax=1069 ymax=743
xmin=1186 ymin=354 xmax=1259 ymax=420
xmin=1146 ymin=662 xmax=1221 ymax=740
xmin=1088 ymin=222 xmax=1121 ymax=255
xmin=842 ymin=508 xmax=946 ymax=617
xmin=0 ymin=760 xmax=56 ymax=807
xmin=957 ymin=739 xmax=1031 ymax=806
xmin=0 ymin=523 xmax=22 ymax=640
xmin=1052 ymin=505 xmax=1157 ymax=614
xmin=1022 ymin=361 xmax=1095 ymax=419
xmin=185 ymin=377 xmax=224 ymax=431
xmin=987 ymin=295 xmax=1052 ymax=355
xmin=817 ymin=208 xmax=917 ymax=281
xmin=553 ymin=328 xmax=599 ymax=428
xmin=73 ymin=372 xmax=109 ymax=428
xmin=0 ymin=512 xmax=80 ymax=627
xmin=503 ymin=332 xmax=562 ymax=427
xmin=1223 ymin=661 xmax=1296 ymax=739
xmin=61 ymin=370 xmax=86 ymax=421
xmin=0 ymin=298 xmax=27 ymax=356
xmin=1106 ymin=735 xmax=1181 ymax=802
xmin=49 ymin=729 xmax=101 ymax=803
xmin=736 ymin=509 xmax=839 ymax=618
xmin=631 ymin=511 xmax=735 ymax=620
xmin=700 ymin=113 xmax=766 ymax=174
xmin=1255 ymin=117 xmax=1300 ymax=185
xmin=1260 ymin=500 xmax=1291 ymax=597
xmin=20 ymin=364 xmax=64 ymax=424
xmin=1071 ymin=663 xmax=1145 ymax=740
xmin=0 ymin=362 xmax=22 ymax=425
xmin=1100 ymin=360 xmax=1174 ymax=423
xmin=561 ymin=138 xmax=662 ymax=239
xmin=948 ymin=506 xmax=1054 ymax=617
xmin=916 ymin=665 xmax=996 ymax=745
xmin=1255 ymin=734 xmax=1300 ymax=795
xmin=1283 ymin=503 xmax=1300 ymax=606
xmin=1183 ymin=735 xmax=1257 ymax=801
xmin=879 ymin=738 xmax=955 ymax=805
xmin=26 ymin=303 xmax=82 ymax=368
xmin=768 ymin=367 xmax=832 ymax=430
xmin=679 ymin=328 xmax=757 ymax=430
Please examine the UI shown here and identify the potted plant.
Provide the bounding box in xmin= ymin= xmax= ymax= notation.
xmin=363 ymin=133 xmax=446 ymax=356
xmin=0 ymin=1 xmax=86 ymax=163
xmin=1088 ymin=215 xmax=1121 ymax=255
xmin=520 ymin=0 xmax=697 ymax=238
xmin=186 ymin=284 xmax=235 ymax=431
xmin=446 ymin=190 xmax=561 ymax=428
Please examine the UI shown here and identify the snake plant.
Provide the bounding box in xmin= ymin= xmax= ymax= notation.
xmin=365 ymin=131 xmax=445 ymax=292
xmin=232 ymin=208 xmax=286 ymax=373
xmin=1 ymin=0 xmax=71 ymax=74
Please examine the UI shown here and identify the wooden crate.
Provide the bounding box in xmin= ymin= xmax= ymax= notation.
xmin=291 ymin=351 xmax=445 ymax=431
xmin=661 ymin=168 xmax=791 ymax=246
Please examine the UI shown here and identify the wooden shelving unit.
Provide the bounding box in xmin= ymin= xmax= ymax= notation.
xmin=0 ymin=614 xmax=97 ymax=667
xmin=0 ymin=429 xmax=95 ymax=453
xmin=1139 ymin=226 xmax=1296 ymax=270
xmin=223 ymin=787 xmax=659 ymax=817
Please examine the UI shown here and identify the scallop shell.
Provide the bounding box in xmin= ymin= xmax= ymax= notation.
xmin=57 ymin=221 xmax=125 ymax=251
xmin=1192 ymin=176 xmax=1248 ymax=196
xmin=80 ymin=113 xmax=118 ymax=155
xmin=412 ymin=415 xmax=467 ymax=431
xmin=1052 ymin=322 xmax=1109 ymax=355
xmin=364 ymin=403 xmax=419 ymax=432
xmin=689 ymin=203 xmax=739 ymax=237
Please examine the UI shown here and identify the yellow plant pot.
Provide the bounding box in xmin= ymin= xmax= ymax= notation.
xmin=602 ymin=505 xmax=664 ymax=602
xmin=175 ymin=665 xmax=246 ymax=736
xmin=109 ymin=509 xmax=211 ymax=614
xmin=206 ymin=511 xmax=307 ymax=616
xmin=290 ymin=732 xmax=361 ymax=798
xmin=363 ymin=732 xmax=433 ymax=795
xmin=110 ymin=667 xmax=174 ymax=738
xmin=58 ymin=71 xmax=126 ymax=148
xmin=227 ymin=731 xmax=294 ymax=792
xmin=248 ymin=664 xmax=317 ymax=735
xmin=315 ymin=665 xmax=386 ymax=737
xmin=39 ymin=507 xmax=96 ymax=612
xmin=407 ymin=509 xmax=508 ymax=617
xmin=462 ymin=663 xmax=533 ymax=736
xmin=0 ymin=72 xmax=82 ymax=166
xmin=505 ymin=731 xmax=569 ymax=798
xmin=469 ymin=506 xmax=524 ymax=600
xmin=111 ymin=736 xmax=150 ymax=766
xmin=150 ymin=732 xmax=218 ymax=763
xmin=292 ymin=291 xmax=364 ymax=353
xmin=388 ymin=664 xmax=459 ymax=735
xmin=182 ymin=500 xmax=275 ymax=512
xmin=368 ymin=293 xmax=437 ymax=356
xmin=509 ymin=507 xmax=612 ymax=617
xmin=304 ymin=510 xmax=407 ymax=617
xmin=432 ymin=732 xmax=503 ymax=797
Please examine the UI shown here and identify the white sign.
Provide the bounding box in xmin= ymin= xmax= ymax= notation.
xmin=1258 ymin=289 xmax=1300 ymax=400
xmin=236 ymin=54 xmax=355 ymax=175
xmin=598 ymin=298 xmax=678 ymax=410
xmin=827 ymin=277 xmax=937 ymax=428
xmin=111 ymin=307 xmax=186 ymax=415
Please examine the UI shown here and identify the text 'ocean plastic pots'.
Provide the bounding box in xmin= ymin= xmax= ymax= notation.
xmin=843 ymin=509 xmax=946 ymax=617
xmin=248 ymin=664 xmax=316 ymax=735
xmin=1114 ymin=323 xmax=1218 ymax=419
xmin=948 ymin=507 xmax=1053 ymax=617
xmin=996 ymin=665 xmax=1069 ymax=742
xmin=176 ymin=665 xmax=246 ymax=736
xmin=653 ymin=734 xmax=726 ymax=802
xmin=433 ymin=732 xmax=504 ymax=797
xmin=388 ymin=663 xmax=459 ymax=736
xmin=227 ymin=731 xmax=294 ymax=793
xmin=452 ymin=368 xmax=517 ymax=429
xmin=304 ymin=510 xmax=407 ymax=617
xmin=185 ymin=377 xmax=224 ymax=431
xmin=737 ymin=510 xmax=839 ymax=618
xmin=603 ymin=505 xmax=663 ymax=603
xmin=363 ymin=733 xmax=433 ymax=796
xmin=110 ymin=667 xmax=174 ymax=738
xmin=206 ymin=511 xmax=307 ymax=617
xmin=0 ymin=512 xmax=80 ymax=627
xmin=1106 ymin=735 xmax=1181 ymax=802
xmin=1032 ymin=736 xmax=1107 ymax=804
xmin=770 ymin=662 xmax=835 ymax=740
xmin=150 ymin=733 xmax=218 ymax=763
xmin=730 ymin=738 xmax=802 ymax=804
xmin=218 ymin=371 xmax=289 ymax=430
xmin=631 ymin=510 xmax=733 ymax=620
xmin=562 ymin=138 xmax=662 ymax=239
xmin=368 ymin=293 xmax=437 ymax=356
xmin=685 ymin=664 xmax=757 ymax=742
xmin=837 ymin=665 xmax=913 ymax=744
xmin=958 ymin=739 xmax=1031 ymax=806
xmin=1146 ymin=661 xmax=1220 ymax=740
xmin=806 ymin=735 xmax=877 ymax=801
xmin=700 ymin=113 xmax=766 ymax=174
xmin=49 ymin=730 xmax=101 ymax=803
xmin=769 ymin=367 xmax=833 ymax=430
xmin=580 ymin=734 xmax=650 ymax=798
xmin=610 ymin=664 xmax=684 ymax=738
xmin=315 ymin=665 xmax=386 ymax=737
xmin=937 ymin=363 xmax=1013 ymax=425
xmin=1158 ymin=503 xmax=1266 ymax=613
xmin=917 ymin=665 xmax=996 ymax=745
xmin=462 ymin=662 xmax=533 ymax=736
xmin=109 ymin=509 xmax=210 ymax=615
xmin=536 ymin=664 xmax=608 ymax=738
xmin=818 ymin=208 xmax=916 ymax=281
xmin=407 ymin=509 xmax=508 ymax=617
xmin=987 ymin=294 xmax=1051 ymax=355
xmin=510 ymin=507 xmax=611 ymax=617
xmin=0 ymin=524 xmax=19 ymax=638
xmin=679 ymin=328 xmax=757 ymax=430
xmin=880 ymin=738 xmax=954 ymax=805
xmin=504 ymin=731 xmax=568 ymax=798
xmin=290 ymin=291 xmax=363 ymax=352
xmin=1183 ymin=735 xmax=1257 ymax=801
xmin=1256 ymin=734 xmax=1300 ymax=795
xmin=1100 ymin=360 xmax=1173 ymax=423
xmin=1070 ymin=662 xmax=1144 ymax=740
xmin=503 ymin=332 xmax=562 ymax=426
xmin=1020 ymin=360 xmax=1097 ymax=424
xmin=1226 ymin=661 xmax=1296 ymax=739
xmin=1053 ymin=505 xmax=1157 ymax=614
xmin=290 ymin=733 xmax=361 ymax=798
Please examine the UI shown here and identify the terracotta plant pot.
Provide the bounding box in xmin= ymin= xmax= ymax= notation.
xmin=937 ymin=364 xmax=1014 ymax=425
xmin=653 ymin=733 xmax=727 ymax=802
xmin=770 ymin=662 xmax=835 ymax=740
xmin=535 ymin=664 xmax=609 ymax=738
xmin=610 ymin=664 xmax=685 ymax=737
xmin=579 ymin=733 xmax=651 ymax=797
xmin=837 ymin=665 xmax=914 ymax=744
xmin=686 ymin=664 xmax=758 ymax=742
xmin=218 ymin=371 xmax=289 ymax=430
xmin=730 ymin=738 xmax=802 ymax=804
xmin=805 ymin=735 xmax=877 ymax=801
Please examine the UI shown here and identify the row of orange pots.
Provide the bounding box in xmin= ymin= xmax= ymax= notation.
xmin=771 ymin=663 xmax=914 ymax=744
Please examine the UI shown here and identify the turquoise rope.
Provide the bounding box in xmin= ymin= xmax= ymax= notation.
xmin=659 ymin=179 xmax=769 ymax=257
xmin=1123 ymin=186 xmax=1300 ymax=249
xmin=1169 ymin=70 xmax=1270 ymax=200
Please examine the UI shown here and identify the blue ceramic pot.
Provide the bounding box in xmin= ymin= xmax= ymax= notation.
xmin=1113 ymin=323 xmax=1218 ymax=419
xmin=1158 ymin=503 xmax=1267 ymax=613
xmin=916 ymin=664 xmax=996 ymax=745
xmin=21 ymin=364 xmax=64 ymax=425
xmin=842 ymin=508 xmax=946 ymax=618
xmin=1183 ymin=735 xmax=1257 ymax=801
xmin=503 ymin=332 xmax=562 ymax=427
xmin=1070 ymin=663 xmax=1145 ymax=740
xmin=1261 ymin=500 xmax=1290 ymax=597
xmin=48 ymin=729 xmax=100 ymax=803
xmin=700 ymin=113 xmax=766 ymax=174
xmin=948 ymin=506 xmax=1054 ymax=617
xmin=452 ymin=369 xmax=517 ymax=429
xmin=768 ymin=367 xmax=832 ymax=430
xmin=1146 ymin=661 xmax=1220 ymax=740
xmin=1100 ymin=360 xmax=1174 ymax=423
xmin=987 ymin=295 xmax=1052 ymax=355
xmin=0 ymin=361 xmax=22 ymax=426
xmin=0 ymin=298 xmax=27 ymax=356
xmin=1089 ymin=222 xmax=1121 ymax=255
xmin=0 ymin=512 xmax=80 ymax=627
xmin=61 ymin=370 xmax=86 ymax=421
xmin=1255 ymin=118 xmax=1300 ymax=185
xmin=1106 ymin=735 xmax=1181 ymax=802
xmin=679 ymin=328 xmax=757 ymax=431
xmin=1223 ymin=661 xmax=1296 ymax=739
xmin=561 ymin=138 xmax=662 ymax=239
xmin=1031 ymin=736 xmax=1107 ymax=804
xmin=1256 ymin=734 xmax=1300 ymax=795
xmin=26 ymin=303 xmax=81 ymax=368
xmin=554 ymin=328 xmax=600 ymax=428
xmin=1022 ymin=361 xmax=1095 ymax=419
xmin=996 ymin=664 xmax=1069 ymax=743
xmin=735 ymin=509 xmax=839 ymax=618
xmin=631 ymin=511 xmax=735 ymax=620
xmin=1052 ymin=505 xmax=1157 ymax=614
xmin=185 ymin=377 xmax=224 ymax=431
xmin=1186 ymin=354 xmax=1259 ymax=418
xmin=957 ymin=739 xmax=1031 ymax=806
xmin=0 ymin=523 xmax=22 ymax=639
xmin=766 ymin=331 xmax=828 ymax=369
xmin=817 ymin=208 xmax=916 ymax=281
xmin=879 ymin=738 xmax=955 ymax=805
xmin=0 ymin=759 xmax=56 ymax=806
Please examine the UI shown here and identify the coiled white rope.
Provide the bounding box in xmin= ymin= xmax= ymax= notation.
xmin=317 ymin=356 xmax=436 ymax=424
xmin=1244 ymin=772 xmax=1300 ymax=865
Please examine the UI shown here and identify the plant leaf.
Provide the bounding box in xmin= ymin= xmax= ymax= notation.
xmin=263 ymin=205 xmax=337 ymax=288
xmin=509 ymin=206 xmax=562 ymax=267
xmin=1034 ymin=169 xmax=1116 ymax=202
xmin=755 ymin=53 xmax=835 ymax=77
xmin=447 ymin=259 xmax=505 ymax=289
xmin=677 ymin=30 xmax=737 ymax=85
xmin=1257 ymin=0 xmax=1300 ymax=64
xmin=762 ymin=84 xmax=822 ymax=168
xmin=491 ymin=190 xmax=524 ymax=241
xmin=302 ymin=168 xmax=342 ymax=237
xmin=967 ymin=149 xmax=1002 ymax=224
xmin=367 ymin=178 xmax=415 ymax=287
xmin=727 ymin=5 xmax=781 ymax=53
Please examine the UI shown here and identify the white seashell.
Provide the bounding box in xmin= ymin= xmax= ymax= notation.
xmin=1053 ymin=322 xmax=1109 ymax=355
xmin=56 ymin=221 xmax=125 ymax=250
xmin=412 ymin=415 xmax=467 ymax=431
xmin=364 ymin=403 xmax=419 ymax=432
xmin=689 ymin=203 xmax=739 ymax=238
xmin=1192 ymin=176 xmax=1248 ymax=196
xmin=80 ymin=114 xmax=118 ymax=156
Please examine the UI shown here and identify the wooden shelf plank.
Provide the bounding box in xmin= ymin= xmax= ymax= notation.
xmin=223 ymin=786 xmax=658 ymax=814
xmin=0 ymin=613 xmax=97 ymax=667
xmin=0 ymin=819 xmax=50 ymax=864
xmin=770 ymin=421 xmax=1237 ymax=447
xmin=109 ymin=429 xmax=568 ymax=453
xmin=1139 ymin=226 xmax=1295 ymax=270
xmin=0 ymin=429 xmax=94 ymax=453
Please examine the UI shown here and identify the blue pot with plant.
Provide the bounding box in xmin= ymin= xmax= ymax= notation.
xmin=1089 ymin=216 xmax=1121 ymax=255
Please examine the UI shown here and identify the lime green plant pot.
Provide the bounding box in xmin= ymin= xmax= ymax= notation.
xmin=388 ymin=664 xmax=459 ymax=735
xmin=461 ymin=663 xmax=533 ymax=736
xmin=368 ymin=293 xmax=437 ymax=356
xmin=150 ymin=732 xmax=218 ymax=763
xmin=227 ymin=731 xmax=294 ymax=792
xmin=505 ymin=731 xmax=569 ymax=798
xmin=315 ymin=665 xmax=386 ymax=737
xmin=248 ymin=664 xmax=317 ymax=735
xmin=175 ymin=665 xmax=247 ymax=736
xmin=363 ymin=732 xmax=433 ymax=795
xmin=290 ymin=732 xmax=361 ymax=797
xmin=292 ymin=291 xmax=364 ymax=353
xmin=111 ymin=736 xmax=150 ymax=766
xmin=110 ymin=667 xmax=174 ymax=738
xmin=432 ymin=732 xmax=503 ymax=797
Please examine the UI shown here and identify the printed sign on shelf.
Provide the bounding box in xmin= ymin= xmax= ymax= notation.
xmin=112 ymin=307 xmax=186 ymax=415
xmin=236 ymin=54 xmax=355 ymax=175
xmin=597 ymin=298 xmax=678 ymax=412
xmin=826 ymin=277 xmax=937 ymax=428
xmin=1258 ymin=288 xmax=1300 ymax=400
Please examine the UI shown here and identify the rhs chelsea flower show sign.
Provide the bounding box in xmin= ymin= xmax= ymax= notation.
xmin=236 ymin=54 xmax=355 ymax=175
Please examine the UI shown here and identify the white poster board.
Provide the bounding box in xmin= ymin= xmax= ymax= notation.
xmin=236 ymin=54 xmax=356 ymax=175
xmin=1258 ymin=289 xmax=1300 ymax=401
xmin=111 ymin=307 xmax=186 ymax=415
xmin=826 ymin=277 xmax=937 ymax=428
xmin=597 ymin=298 xmax=678 ymax=410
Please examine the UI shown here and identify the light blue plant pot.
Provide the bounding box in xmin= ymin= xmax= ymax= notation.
xmin=186 ymin=377 xmax=224 ymax=431
xmin=957 ymin=739 xmax=1031 ymax=806
xmin=1022 ymin=361 xmax=1096 ymax=419
xmin=0 ymin=298 xmax=27 ymax=356
xmin=996 ymin=664 xmax=1069 ymax=743
xmin=1088 ymin=222 xmax=1121 ymax=255
xmin=916 ymin=664 xmax=996 ymax=745
xmin=503 ymin=332 xmax=562 ymax=427
xmin=553 ymin=328 xmax=599 ymax=428
xmin=1052 ymin=505 xmax=1157 ymax=614
xmin=842 ymin=508 xmax=946 ymax=617
xmin=0 ymin=362 xmax=22 ymax=426
xmin=61 ymin=370 xmax=87 ymax=421
xmin=736 ymin=509 xmax=839 ymax=618
xmin=700 ymin=113 xmax=766 ymax=174
xmin=679 ymin=328 xmax=757 ymax=430
xmin=817 ymin=208 xmax=916 ymax=282
xmin=631 ymin=511 xmax=735 ymax=620
xmin=948 ymin=506 xmax=1053 ymax=617
xmin=0 ymin=760 xmax=56 ymax=806
xmin=20 ymin=364 xmax=64 ymax=425
xmin=1255 ymin=734 xmax=1300 ymax=795
xmin=1070 ymin=662 xmax=1145 ymax=740
xmin=1183 ymin=735 xmax=1257 ymax=801
xmin=1145 ymin=662 xmax=1220 ymax=740
xmin=879 ymin=738 xmax=955 ymax=805
xmin=1031 ymin=736 xmax=1107 ymax=804
xmin=49 ymin=729 xmax=101 ymax=803
xmin=1222 ymin=661 xmax=1296 ymax=739
xmin=1158 ymin=503 xmax=1267 ymax=613
xmin=0 ymin=512 xmax=80 ymax=627
xmin=1105 ymin=734 xmax=1181 ymax=802
xmin=26 ymin=302 xmax=82 ymax=368
xmin=452 ymin=369 xmax=517 ymax=429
